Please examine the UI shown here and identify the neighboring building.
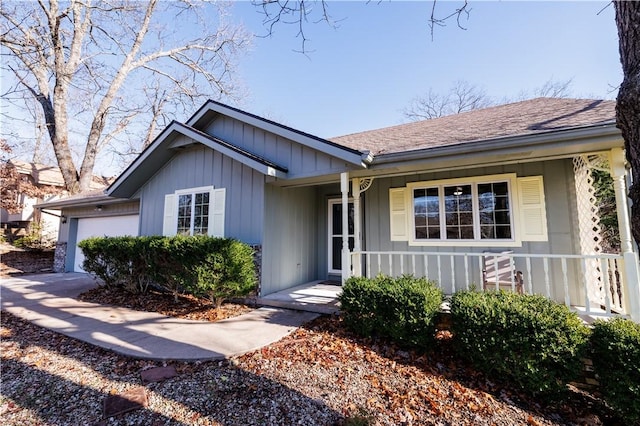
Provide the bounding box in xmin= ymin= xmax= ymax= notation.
xmin=39 ymin=98 xmax=640 ymax=321
xmin=1 ymin=159 xmax=111 ymax=243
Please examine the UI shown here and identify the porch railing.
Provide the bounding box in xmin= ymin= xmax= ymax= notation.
xmin=350 ymin=250 xmax=629 ymax=318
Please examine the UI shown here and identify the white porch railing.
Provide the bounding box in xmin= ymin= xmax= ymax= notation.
xmin=350 ymin=250 xmax=630 ymax=318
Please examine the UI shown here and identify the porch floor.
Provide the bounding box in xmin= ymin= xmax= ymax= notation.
xmin=257 ymin=281 xmax=341 ymax=315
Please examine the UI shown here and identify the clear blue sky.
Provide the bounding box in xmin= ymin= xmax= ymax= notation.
xmin=231 ymin=0 xmax=621 ymax=138
xmin=1 ymin=1 xmax=621 ymax=177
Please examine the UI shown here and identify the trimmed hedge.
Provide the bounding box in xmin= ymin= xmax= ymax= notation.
xmin=590 ymin=318 xmax=640 ymax=424
xmin=78 ymin=235 xmax=257 ymax=304
xmin=449 ymin=290 xmax=589 ymax=399
xmin=340 ymin=274 xmax=443 ymax=349
xmin=78 ymin=236 xmax=159 ymax=292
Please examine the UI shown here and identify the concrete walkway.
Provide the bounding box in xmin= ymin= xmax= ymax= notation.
xmin=0 ymin=273 xmax=319 ymax=361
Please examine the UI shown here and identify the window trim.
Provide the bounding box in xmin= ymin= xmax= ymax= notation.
xmin=327 ymin=198 xmax=355 ymax=274
xmin=175 ymin=185 xmax=214 ymax=236
xmin=406 ymin=174 xmax=522 ymax=247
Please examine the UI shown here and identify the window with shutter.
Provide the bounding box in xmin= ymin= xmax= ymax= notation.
xmin=391 ymin=173 xmax=547 ymax=247
xmin=163 ymin=186 xmax=225 ymax=237
xmin=517 ymin=176 xmax=548 ymax=242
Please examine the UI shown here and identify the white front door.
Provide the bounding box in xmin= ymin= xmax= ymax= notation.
xmin=328 ymin=199 xmax=354 ymax=274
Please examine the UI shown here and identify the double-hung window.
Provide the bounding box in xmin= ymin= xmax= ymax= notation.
xmin=163 ymin=186 xmax=226 ymax=237
xmin=177 ymin=191 xmax=210 ymax=236
xmin=390 ymin=174 xmax=548 ymax=246
xmin=413 ymin=180 xmax=512 ymax=242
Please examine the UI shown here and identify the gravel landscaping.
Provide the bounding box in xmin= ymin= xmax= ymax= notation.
xmin=0 ymin=286 xmax=623 ymax=425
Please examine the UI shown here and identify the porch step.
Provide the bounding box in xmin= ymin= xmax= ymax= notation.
xmin=256 ymin=297 xmax=340 ymax=315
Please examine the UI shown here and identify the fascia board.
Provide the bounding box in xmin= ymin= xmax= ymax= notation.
xmin=107 ymin=121 xmax=289 ymax=198
xmin=173 ymin=123 xmax=288 ymax=178
xmin=370 ymin=123 xmax=621 ymax=167
xmin=186 ymin=100 xmax=367 ymax=168
xmin=107 ymin=121 xmax=182 ymax=197
xmin=35 ymin=195 xmax=137 ymax=210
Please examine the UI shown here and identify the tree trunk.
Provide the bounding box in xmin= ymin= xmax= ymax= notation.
xmin=614 ymin=1 xmax=640 ymax=246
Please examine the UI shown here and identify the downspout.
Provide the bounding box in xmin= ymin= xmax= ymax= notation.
xmin=610 ymin=147 xmax=640 ymax=322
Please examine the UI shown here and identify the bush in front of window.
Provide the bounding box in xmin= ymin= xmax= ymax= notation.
xmin=449 ymin=290 xmax=589 ymax=400
xmin=590 ymin=318 xmax=640 ymax=424
xmin=79 ymin=236 xmax=257 ymax=305
xmin=339 ymin=274 xmax=443 ymax=349
xmin=189 ymin=238 xmax=257 ymax=308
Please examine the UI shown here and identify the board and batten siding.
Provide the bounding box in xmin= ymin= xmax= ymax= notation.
xmin=261 ymin=184 xmax=318 ymax=295
xmin=205 ymin=116 xmax=354 ymax=179
xmin=136 ymin=143 xmax=265 ymax=244
xmin=363 ymin=159 xmax=580 ymax=301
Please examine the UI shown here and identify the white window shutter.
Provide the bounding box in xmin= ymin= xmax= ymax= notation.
xmin=517 ymin=176 xmax=548 ymax=241
xmin=389 ymin=187 xmax=409 ymax=241
xmin=209 ymin=188 xmax=226 ymax=237
xmin=162 ymin=194 xmax=177 ymax=236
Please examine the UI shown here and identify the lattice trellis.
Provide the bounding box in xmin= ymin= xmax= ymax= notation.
xmin=573 ymin=154 xmax=623 ymax=311
xmin=574 ymin=155 xmax=607 ymax=255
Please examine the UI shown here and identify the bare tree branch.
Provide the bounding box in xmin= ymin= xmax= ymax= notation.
xmin=1 ymin=0 xmax=250 ymax=193
xmin=404 ymin=80 xmax=492 ymax=121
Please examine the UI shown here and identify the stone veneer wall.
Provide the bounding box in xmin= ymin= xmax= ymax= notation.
xmin=53 ymin=242 xmax=67 ymax=273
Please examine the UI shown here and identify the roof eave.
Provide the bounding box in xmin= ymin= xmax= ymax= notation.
xmin=187 ymin=100 xmax=366 ymax=167
xmin=370 ymin=122 xmax=621 ymax=167
xmin=35 ymin=194 xmax=137 ymax=210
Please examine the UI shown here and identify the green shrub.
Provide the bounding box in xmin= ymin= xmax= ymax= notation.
xmin=590 ymin=318 xmax=640 ymax=424
xmin=449 ymin=290 xmax=589 ymax=399
xmin=191 ymin=238 xmax=257 ymax=308
xmin=13 ymin=221 xmax=54 ymax=250
xmin=78 ymin=236 xmax=160 ymax=292
xmin=78 ymin=235 xmax=257 ymax=304
xmin=340 ymin=274 xmax=443 ymax=349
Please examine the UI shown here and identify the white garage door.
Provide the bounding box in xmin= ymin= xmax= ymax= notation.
xmin=74 ymin=215 xmax=139 ymax=272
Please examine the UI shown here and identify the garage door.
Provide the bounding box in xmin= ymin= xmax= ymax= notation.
xmin=74 ymin=215 xmax=139 ymax=272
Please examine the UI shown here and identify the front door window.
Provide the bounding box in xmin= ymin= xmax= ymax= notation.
xmin=328 ymin=199 xmax=354 ymax=273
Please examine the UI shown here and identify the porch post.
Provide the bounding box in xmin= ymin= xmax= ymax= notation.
xmin=341 ymin=172 xmax=351 ymax=284
xmin=352 ymin=177 xmax=362 ymax=277
xmin=610 ymin=147 xmax=640 ymax=322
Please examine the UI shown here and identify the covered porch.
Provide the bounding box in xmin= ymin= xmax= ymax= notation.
xmin=336 ymin=147 xmax=640 ymax=322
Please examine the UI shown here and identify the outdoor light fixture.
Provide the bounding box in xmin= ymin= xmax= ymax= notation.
xmin=453 ymin=187 xmax=463 ymax=196
xmin=61 ymin=215 xmax=67 ymax=224
xmin=95 ymin=205 xmax=103 ymax=212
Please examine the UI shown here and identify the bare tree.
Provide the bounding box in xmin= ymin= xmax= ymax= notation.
xmin=1 ymin=0 xmax=250 ymax=193
xmin=513 ymin=78 xmax=574 ymax=101
xmin=404 ymin=80 xmax=492 ymax=121
xmin=613 ymin=1 xmax=640 ymax=244
xmin=251 ymin=0 xmax=338 ymax=53
xmin=404 ymin=78 xmax=573 ymax=122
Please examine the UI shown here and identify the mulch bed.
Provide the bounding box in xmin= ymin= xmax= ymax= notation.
xmin=77 ymin=286 xmax=254 ymax=322
xmin=2 ymin=283 xmax=625 ymax=425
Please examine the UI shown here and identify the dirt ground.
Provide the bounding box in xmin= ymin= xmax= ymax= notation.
xmin=0 ymin=242 xmax=55 ymax=276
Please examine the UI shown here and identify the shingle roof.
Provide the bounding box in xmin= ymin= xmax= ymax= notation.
xmin=331 ymin=98 xmax=616 ymax=156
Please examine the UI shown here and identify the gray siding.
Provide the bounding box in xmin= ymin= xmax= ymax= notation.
xmin=57 ymin=201 xmax=140 ymax=243
xmin=315 ymin=183 xmax=342 ymax=280
xmin=137 ymin=144 xmax=265 ymax=244
xmin=205 ymin=116 xmax=354 ymax=179
xmin=261 ymin=185 xmax=318 ymax=295
xmin=362 ymin=159 xmax=581 ymax=299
